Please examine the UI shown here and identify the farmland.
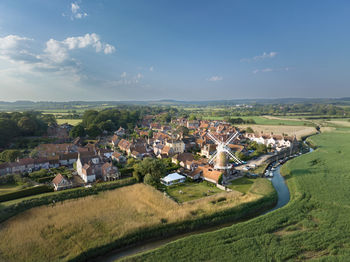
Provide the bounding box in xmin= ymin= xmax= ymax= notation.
xmin=124 ymin=129 xmax=350 ymax=261
xmin=0 ymin=180 xmax=275 ymax=262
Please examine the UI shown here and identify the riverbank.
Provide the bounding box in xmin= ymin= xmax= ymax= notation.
xmin=124 ymin=130 xmax=350 ymax=261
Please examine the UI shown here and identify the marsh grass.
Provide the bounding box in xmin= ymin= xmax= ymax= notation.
xmin=0 ymin=180 xmax=274 ymax=262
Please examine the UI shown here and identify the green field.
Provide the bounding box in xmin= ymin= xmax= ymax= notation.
xmin=202 ymin=115 xmax=313 ymax=126
xmin=56 ymin=118 xmax=82 ymax=126
xmin=124 ymin=129 xmax=350 ymax=261
xmin=166 ymin=182 xmax=223 ymax=202
xmin=0 ymin=184 xmax=23 ymax=196
xmin=226 ymin=177 xmax=255 ymax=194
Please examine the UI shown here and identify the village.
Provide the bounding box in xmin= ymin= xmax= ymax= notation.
xmin=0 ymin=114 xmax=299 ymax=196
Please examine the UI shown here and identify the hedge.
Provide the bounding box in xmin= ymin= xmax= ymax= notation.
xmin=0 ymin=177 xmax=137 ymax=223
xmin=0 ymin=185 xmax=53 ymax=202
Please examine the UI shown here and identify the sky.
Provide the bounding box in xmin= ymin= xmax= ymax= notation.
xmin=0 ymin=0 xmax=349 ymax=101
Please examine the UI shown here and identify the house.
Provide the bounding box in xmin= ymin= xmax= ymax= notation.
xmin=101 ymin=162 xmax=120 ymax=181
xmin=98 ymin=148 xmax=114 ymax=159
xmin=187 ymin=167 xmax=203 ymax=180
xmin=200 ymin=166 xmax=222 ymax=184
xmin=52 ymin=173 xmax=72 ymax=191
xmin=165 ymin=140 xmax=185 ymax=154
xmin=187 ymin=120 xmax=200 ymax=129
xmin=118 ymin=139 xmax=131 ymax=155
xmin=172 ymin=153 xmax=194 ymax=169
xmin=35 ymin=143 xmax=77 ymax=158
xmin=111 ymin=152 xmax=126 ymax=163
xmin=161 ymin=172 xmax=186 ymax=186
xmin=111 ymin=135 xmax=120 ymax=148
xmin=115 ymin=127 xmax=126 ymax=136
xmin=76 ymin=153 xmax=102 ymax=183
xmin=200 ymin=144 xmax=216 ymax=158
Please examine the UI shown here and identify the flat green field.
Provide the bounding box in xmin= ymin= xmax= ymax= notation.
xmin=166 ymin=182 xmax=222 ymax=202
xmin=56 ymin=119 xmax=82 ymax=126
xmin=202 ymin=115 xmax=313 ymax=126
xmin=0 ymin=184 xmax=23 ymax=196
xmin=226 ymin=177 xmax=255 ymax=194
xmin=125 ymin=129 xmax=350 ymax=261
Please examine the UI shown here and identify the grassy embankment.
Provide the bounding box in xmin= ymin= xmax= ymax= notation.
xmin=0 ymin=179 xmax=276 ymax=262
xmin=124 ymin=129 xmax=350 ymax=261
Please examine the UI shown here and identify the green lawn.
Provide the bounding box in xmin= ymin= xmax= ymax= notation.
xmin=0 ymin=184 xmax=23 ymax=196
xmin=166 ymin=182 xmax=222 ymax=202
xmin=125 ymin=129 xmax=350 ymax=262
xmin=226 ymin=177 xmax=255 ymax=194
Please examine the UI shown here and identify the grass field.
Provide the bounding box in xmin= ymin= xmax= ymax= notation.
xmin=226 ymin=177 xmax=255 ymax=194
xmin=202 ymin=115 xmax=314 ymax=126
xmin=166 ymin=182 xmax=222 ymax=202
xmin=0 ymin=180 xmax=275 ymax=262
xmin=125 ymin=128 xmax=350 ymax=261
xmin=56 ymin=118 xmax=82 ymax=126
xmin=0 ymin=184 xmax=23 ymax=196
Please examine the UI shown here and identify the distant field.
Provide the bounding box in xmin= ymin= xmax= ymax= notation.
xmin=128 ymin=129 xmax=350 ymax=262
xmin=0 ymin=181 xmax=274 ymax=261
xmin=56 ymin=119 xmax=82 ymax=126
xmin=202 ymin=115 xmax=314 ymax=126
xmin=238 ymin=124 xmax=317 ymax=139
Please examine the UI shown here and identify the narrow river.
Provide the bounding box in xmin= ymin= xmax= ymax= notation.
xmin=96 ymin=149 xmax=313 ymax=262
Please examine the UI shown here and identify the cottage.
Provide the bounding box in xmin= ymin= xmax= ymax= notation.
xmin=52 ymin=173 xmax=72 ymax=191
xmin=101 ymin=162 xmax=120 ymax=181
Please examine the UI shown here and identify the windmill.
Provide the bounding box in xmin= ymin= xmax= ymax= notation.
xmin=206 ymin=131 xmax=242 ymax=170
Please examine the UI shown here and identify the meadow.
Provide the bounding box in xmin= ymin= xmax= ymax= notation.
xmin=0 ymin=180 xmax=275 ymax=262
xmin=166 ymin=182 xmax=222 ymax=202
xmin=56 ymin=118 xmax=82 ymax=126
xmin=124 ymin=129 xmax=350 ymax=261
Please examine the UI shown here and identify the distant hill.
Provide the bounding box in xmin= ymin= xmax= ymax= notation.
xmin=0 ymin=97 xmax=350 ymax=111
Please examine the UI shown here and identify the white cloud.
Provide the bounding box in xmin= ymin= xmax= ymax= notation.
xmin=207 ymin=76 xmax=223 ymax=82
xmin=70 ymin=2 xmax=88 ymax=20
xmin=149 ymin=66 xmax=154 ymax=72
xmin=120 ymin=72 xmax=127 ymax=78
xmin=241 ymin=51 xmax=278 ymax=62
xmin=136 ymin=73 xmax=143 ymax=79
xmin=44 ymin=33 xmax=115 ymax=63
xmin=253 ymin=67 xmax=291 ymax=74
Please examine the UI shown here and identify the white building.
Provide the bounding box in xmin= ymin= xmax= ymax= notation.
xmin=161 ymin=173 xmax=186 ymax=186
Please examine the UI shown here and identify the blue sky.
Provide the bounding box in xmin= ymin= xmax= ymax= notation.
xmin=0 ymin=0 xmax=349 ymax=101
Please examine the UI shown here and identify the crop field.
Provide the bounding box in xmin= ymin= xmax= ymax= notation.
xmin=125 ymin=129 xmax=350 ymax=262
xmin=56 ymin=118 xmax=82 ymax=126
xmin=238 ymin=124 xmax=317 ymax=139
xmin=0 ymin=180 xmax=274 ymax=262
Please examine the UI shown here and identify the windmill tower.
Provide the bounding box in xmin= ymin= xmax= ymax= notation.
xmin=206 ymin=131 xmax=242 ymax=170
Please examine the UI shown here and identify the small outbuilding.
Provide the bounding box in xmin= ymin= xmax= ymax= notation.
xmin=161 ymin=172 xmax=186 ymax=186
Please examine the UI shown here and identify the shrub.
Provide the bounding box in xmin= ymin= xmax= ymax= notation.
xmin=0 ymin=185 xmax=53 ymax=202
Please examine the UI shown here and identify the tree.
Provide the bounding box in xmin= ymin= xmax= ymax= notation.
xmin=148 ymin=129 xmax=153 ymax=138
xmin=70 ymin=124 xmax=86 ymax=138
xmin=246 ymin=127 xmax=254 ymax=133
xmin=17 ymin=116 xmax=38 ymax=136
xmin=0 ymin=150 xmax=22 ymax=162
xmin=134 ymin=158 xmax=166 ymax=184
xmin=86 ymin=125 xmax=102 ymax=138
xmin=144 ymin=173 xmax=157 ymax=186
xmin=188 ymin=114 xmax=197 ymax=121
